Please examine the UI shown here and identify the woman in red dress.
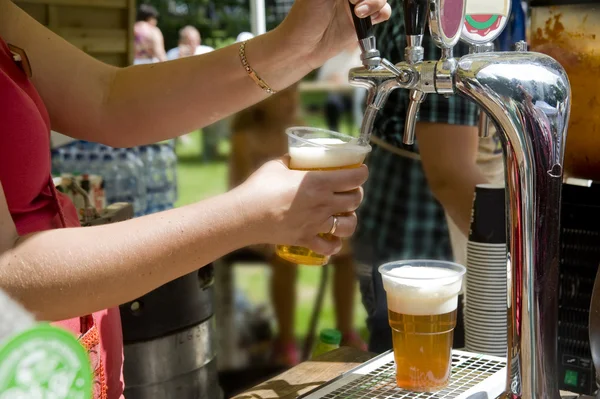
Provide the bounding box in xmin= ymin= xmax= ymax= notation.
xmin=0 ymin=0 xmax=390 ymax=397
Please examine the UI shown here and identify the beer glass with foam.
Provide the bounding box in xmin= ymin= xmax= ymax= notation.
xmin=275 ymin=127 xmax=371 ymax=266
xmin=379 ymin=260 xmax=466 ymax=392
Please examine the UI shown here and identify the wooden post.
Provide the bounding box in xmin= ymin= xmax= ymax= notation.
xmin=126 ymin=0 xmax=135 ymax=66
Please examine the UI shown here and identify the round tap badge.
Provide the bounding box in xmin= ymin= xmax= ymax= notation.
xmin=461 ymin=0 xmax=511 ymax=44
xmin=430 ymin=0 xmax=466 ymax=48
xmin=0 ymin=324 xmax=92 ymax=399
xmin=441 ymin=0 xmax=466 ymax=41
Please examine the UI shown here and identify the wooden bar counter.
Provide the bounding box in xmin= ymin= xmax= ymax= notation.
xmin=232 ymin=347 xmax=374 ymax=399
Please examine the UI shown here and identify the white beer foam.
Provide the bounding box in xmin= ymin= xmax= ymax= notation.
xmin=382 ymin=266 xmax=463 ymax=316
xmin=289 ymin=138 xmax=369 ymax=169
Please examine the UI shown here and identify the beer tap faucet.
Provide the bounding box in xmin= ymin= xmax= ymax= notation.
xmin=350 ymin=0 xmax=465 ymax=145
xmin=348 ymin=0 xmax=380 ymax=69
xmin=348 ymin=0 xmax=402 ymax=75
xmin=401 ymin=0 xmax=427 ymax=145
xmin=349 ymin=0 xmax=571 ymax=398
xmin=348 ymin=1 xmax=412 ymax=145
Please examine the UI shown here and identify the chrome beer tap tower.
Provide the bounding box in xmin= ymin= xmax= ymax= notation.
xmin=349 ymin=0 xmax=571 ymax=398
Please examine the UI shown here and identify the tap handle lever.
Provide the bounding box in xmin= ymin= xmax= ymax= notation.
xmin=348 ymin=1 xmax=374 ymax=40
xmin=403 ymin=90 xmax=426 ymax=145
xmin=348 ymin=1 xmax=380 ymax=67
xmin=403 ymin=0 xmax=428 ymax=37
xmin=403 ymin=0 xmax=428 ymax=63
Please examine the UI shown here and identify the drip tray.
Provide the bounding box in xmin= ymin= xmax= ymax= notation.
xmin=300 ymin=350 xmax=507 ymax=399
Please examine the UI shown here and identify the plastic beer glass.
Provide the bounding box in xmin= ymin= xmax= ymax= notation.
xmin=379 ymin=260 xmax=466 ymax=391
xmin=275 ymin=127 xmax=371 ymax=266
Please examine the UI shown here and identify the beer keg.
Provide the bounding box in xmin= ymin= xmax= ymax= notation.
xmin=120 ymin=265 xmax=220 ymax=399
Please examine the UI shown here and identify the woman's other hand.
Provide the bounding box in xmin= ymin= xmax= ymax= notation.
xmin=235 ymin=157 xmax=368 ymax=256
xmin=279 ymin=0 xmax=391 ymax=70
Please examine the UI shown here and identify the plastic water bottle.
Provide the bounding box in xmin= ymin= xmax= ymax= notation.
xmin=126 ymin=148 xmax=147 ymax=216
xmin=114 ymin=151 xmax=137 ymax=211
xmin=161 ymin=144 xmax=178 ymax=206
xmin=62 ymin=151 xmax=74 ymax=175
xmin=140 ymin=144 xmax=164 ymax=214
xmin=119 ymin=149 xmax=147 ymax=216
xmin=137 ymin=146 xmax=154 ymax=214
xmin=311 ymin=329 xmax=341 ymax=359
xmin=88 ymin=152 xmax=102 ymax=176
xmin=157 ymin=145 xmax=172 ymax=207
xmin=151 ymin=144 xmax=168 ymax=210
xmin=101 ymin=152 xmax=118 ymax=204
xmin=73 ymin=148 xmax=88 ymax=176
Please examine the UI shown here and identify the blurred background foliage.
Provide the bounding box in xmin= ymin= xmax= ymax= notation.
xmin=140 ymin=0 xmax=294 ymax=50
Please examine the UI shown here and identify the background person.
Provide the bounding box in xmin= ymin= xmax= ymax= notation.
xmin=229 ymin=84 xmax=366 ymax=366
xmin=133 ymin=4 xmax=167 ymax=64
xmin=166 ymin=25 xmax=214 ymax=60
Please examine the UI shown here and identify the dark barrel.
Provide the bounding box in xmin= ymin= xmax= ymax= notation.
xmin=120 ymin=265 xmax=220 ymax=399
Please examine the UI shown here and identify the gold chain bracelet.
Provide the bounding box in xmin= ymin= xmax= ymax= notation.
xmin=239 ymin=41 xmax=277 ymax=95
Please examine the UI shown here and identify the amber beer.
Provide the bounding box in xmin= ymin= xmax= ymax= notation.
xmin=379 ymin=260 xmax=466 ymax=391
xmin=276 ymin=127 xmax=371 ymax=266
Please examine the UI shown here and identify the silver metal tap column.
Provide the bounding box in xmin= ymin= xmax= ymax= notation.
xmin=347 ymin=0 xmax=571 ymax=397
xmin=454 ymin=50 xmax=569 ymax=398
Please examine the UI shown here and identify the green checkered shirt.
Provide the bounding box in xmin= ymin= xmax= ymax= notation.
xmin=354 ymin=6 xmax=479 ymax=263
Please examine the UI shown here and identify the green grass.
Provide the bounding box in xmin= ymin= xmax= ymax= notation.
xmin=175 ymin=131 xmax=228 ymax=206
xmin=231 ymin=264 xmax=366 ymax=341
xmin=174 ymin=111 xmax=367 ymax=341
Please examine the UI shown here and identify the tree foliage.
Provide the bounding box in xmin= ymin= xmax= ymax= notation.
xmin=138 ymin=0 xmax=291 ymax=50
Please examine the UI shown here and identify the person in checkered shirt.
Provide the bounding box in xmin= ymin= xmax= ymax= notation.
xmin=352 ymin=5 xmax=491 ymax=354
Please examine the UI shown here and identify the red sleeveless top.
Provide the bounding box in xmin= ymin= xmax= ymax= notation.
xmin=0 ymin=38 xmax=124 ymax=398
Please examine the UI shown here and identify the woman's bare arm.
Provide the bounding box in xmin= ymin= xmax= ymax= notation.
xmin=0 ymin=183 xmax=250 ymax=321
xmin=0 ymin=159 xmax=367 ymax=321
xmin=0 ymin=0 xmax=390 ymax=147
xmin=0 ymin=0 xmax=306 ymax=146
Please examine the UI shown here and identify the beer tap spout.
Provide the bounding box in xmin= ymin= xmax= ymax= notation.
xmin=349 ymin=64 xmax=414 ymax=145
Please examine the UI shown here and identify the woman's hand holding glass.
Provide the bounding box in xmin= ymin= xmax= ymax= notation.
xmin=234 ymin=157 xmax=367 ymax=257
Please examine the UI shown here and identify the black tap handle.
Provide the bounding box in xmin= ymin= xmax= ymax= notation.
xmin=403 ymin=0 xmax=428 ymax=36
xmin=349 ymin=0 xmax=373 ymax=40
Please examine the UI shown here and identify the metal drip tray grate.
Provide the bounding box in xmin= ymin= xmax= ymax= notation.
xmin=301 ymin=350 xmax=507 ymax=399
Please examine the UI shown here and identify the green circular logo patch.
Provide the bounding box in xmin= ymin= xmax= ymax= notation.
xmin=0 ymin=324 xmax=92 ymax=399
xmin=465 ymin=15 xmax=499 ymax=30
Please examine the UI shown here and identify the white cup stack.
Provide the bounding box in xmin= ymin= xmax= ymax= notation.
xmin=465 ymin=184 xmax=507 ymax=358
